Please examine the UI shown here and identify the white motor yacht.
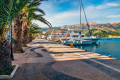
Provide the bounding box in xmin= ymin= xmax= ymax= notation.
xmin=60 ymin=31 xmax=99 ymax=45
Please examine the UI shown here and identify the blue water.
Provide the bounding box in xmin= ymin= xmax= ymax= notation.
xmin=74 ymin=38 xmax=120 ymax=59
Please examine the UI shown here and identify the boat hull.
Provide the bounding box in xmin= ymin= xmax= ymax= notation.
xmin=63 ymin=39 xmax=98 ymax=45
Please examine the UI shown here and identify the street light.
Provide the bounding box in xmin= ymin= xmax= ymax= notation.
xmin=11 ymin=24 xmax=14 ymax=60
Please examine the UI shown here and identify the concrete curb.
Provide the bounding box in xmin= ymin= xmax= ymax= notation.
xmin=0 ymin=65 xmax=18 ymax=79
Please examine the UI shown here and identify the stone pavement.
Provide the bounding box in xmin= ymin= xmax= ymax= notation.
xmin=10 ymin=39 xmax=81 ymax=80
xmin=9 ymin=39 xmax=120 ymax=80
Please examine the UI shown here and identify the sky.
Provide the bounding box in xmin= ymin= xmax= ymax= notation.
xmin=32 ymin=0 xmax=120 ymax=28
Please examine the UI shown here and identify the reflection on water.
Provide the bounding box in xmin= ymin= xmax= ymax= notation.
xmin=74 ymin=38 xmax=120 ymax=59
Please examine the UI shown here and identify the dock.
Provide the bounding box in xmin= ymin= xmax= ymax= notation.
xmin=11 ymin=39 xmax=120 ymax=80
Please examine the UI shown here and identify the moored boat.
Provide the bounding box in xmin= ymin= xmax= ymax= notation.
xmin=60 ymin=31 xmax=99 ymax=45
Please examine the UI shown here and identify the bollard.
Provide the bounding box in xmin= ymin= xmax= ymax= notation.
xmin=70 ymin=43 xmax=74 ymax=48
xmin=108 ymin=55 xmax=112 ymax=58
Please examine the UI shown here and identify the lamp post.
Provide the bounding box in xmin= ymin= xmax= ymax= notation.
xmin=11 ymin=24 xmax=14 ymax=60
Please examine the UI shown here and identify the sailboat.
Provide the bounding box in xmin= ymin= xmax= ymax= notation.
xmin=60 ymin=0 xmax=99 ymax=45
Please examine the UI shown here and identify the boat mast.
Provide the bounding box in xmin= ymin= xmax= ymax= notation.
xmin=81 ymin=0 xmax=92 ymax=36
xmin=79 ymin=0 xmax=82 ymax=28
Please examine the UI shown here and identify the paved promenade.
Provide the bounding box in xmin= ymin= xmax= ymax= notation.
xmin=10 ymin=39 xmax=120 ymax=80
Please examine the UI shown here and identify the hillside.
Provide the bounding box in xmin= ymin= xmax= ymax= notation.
xmin=43 ymin=23 xmax=120 ymax=38
xmin=41 ymin=27 xmax=61 ymax=31
xmin=43 ymin=27 xmax=120 ymax=38
xmin=82 ymin=27 xmax=120 ymax=38
xmin=61 ymin=22 xmax=120 ymax=31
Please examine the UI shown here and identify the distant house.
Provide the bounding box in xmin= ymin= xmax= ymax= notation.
xmin=42 ymin=31 xmax=46 ymax=34
xmin=41 ymin=35 xmax=45 ymax=39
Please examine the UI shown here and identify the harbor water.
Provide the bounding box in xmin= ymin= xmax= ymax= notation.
xmin=75 ymin=38 xmax=120 ymax=59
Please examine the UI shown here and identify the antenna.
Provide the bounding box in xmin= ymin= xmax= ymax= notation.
xmin=79 ymin=0 xmax=82 ymax=28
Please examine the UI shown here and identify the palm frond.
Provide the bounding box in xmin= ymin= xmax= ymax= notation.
xmin=0 ymin=0 xmax=29 ymax=37
xmin=30 ymin=8 xmax=45 ymax=15
xmin=28 ymin=1 xmax=41 ymax=8
xmin=37 ymin=17 xmax=52 ymax=28
xmin=30 ymin=13 xmax=52 ymax=28
xmin=21 ymin=0 xmax=52 ymax=30
xmin=27 ymin=23 xmax=41 ymax=34
xmin=0 ymin=0 xmax=14 ymax=36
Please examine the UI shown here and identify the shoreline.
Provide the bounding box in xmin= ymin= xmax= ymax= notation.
xmin=47 ymin=39 xmax=119 ymax=60
xmin=42 ymin=39 xmax=117 ymax=60
xmin=39 ymin=39 xmax=120 ymax=79
xmin=41 ymin=39 xmax=120 ymax=69
xmin=71 ymin=38 xmax=120 ymax=60
xmin=74 ymin=45 xmax=119 ymax=60
xmin=11 ymin=39 xmax=120 ymax=80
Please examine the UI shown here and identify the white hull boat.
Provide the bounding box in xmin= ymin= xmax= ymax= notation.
xmin=60 ymin=31 xmax=99 ymax=45
xmin=63 ymin=39 xmax=98 ymax=45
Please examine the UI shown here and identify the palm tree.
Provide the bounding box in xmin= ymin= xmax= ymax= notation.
xmin=13 ymin=13 xmax=24 ymax=53
xmin=21 ymin=1 xmax=52 ymax=46
xmin=0 ymin=0 xmax=28 ymax=74
xmin=21 ymin=17 xmax=28 ymax=47
xmin=13 ymin=0 xmax=51 ymax=52
xmin=27 ymin=23 xmax=41 ymax=42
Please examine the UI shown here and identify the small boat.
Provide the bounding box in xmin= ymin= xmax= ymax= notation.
xmin=60 ymin=31 xmax=99 ymax=45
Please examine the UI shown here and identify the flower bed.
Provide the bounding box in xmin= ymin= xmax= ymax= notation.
xmin=0 ymin=65 xmax=18 ymax=79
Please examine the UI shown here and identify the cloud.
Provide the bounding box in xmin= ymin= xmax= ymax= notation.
xmin=47 ymin=10 xmax=80 ymax=26
xmin=32 ymin=10 xmax=80 ymax=27
xmin=33 ymin=1 xmax=120 ymax=27
xmin=94 ymin=3 xmax=120 ymax=9
xmin=95 ymin=5 xmax=107 ymax=9
xmin=106 ymin=3 xmax=119 ymax=6
xmin=107 ymin=15 xmax=120 ymax=18
xmin=48 ymin=11 xmax=79 ymax=22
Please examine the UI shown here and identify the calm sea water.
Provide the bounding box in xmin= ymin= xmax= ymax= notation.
xmin=75 ymin=38 xmax=120 ymax=59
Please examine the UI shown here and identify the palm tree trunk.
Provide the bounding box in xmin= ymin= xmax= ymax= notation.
xmin=28 ymin=34 xmax=33 ymax=43
xmin=21 ymin=18 xmax=28 ymax=47
xmin=0 ymin=40 xmax=12 ymax=73
xmin=13 ymin=15 xmax=23 ymax=53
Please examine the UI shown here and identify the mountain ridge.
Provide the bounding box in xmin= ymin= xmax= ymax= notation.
xmin=61 ymin=22 xmax=120 ymax=30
